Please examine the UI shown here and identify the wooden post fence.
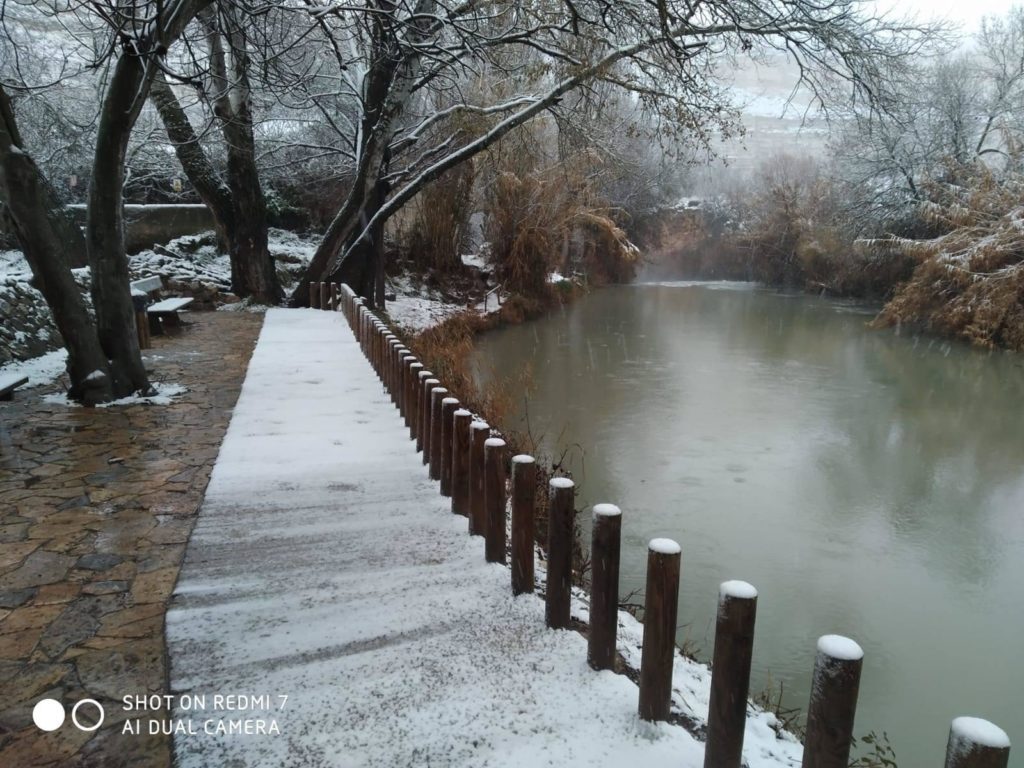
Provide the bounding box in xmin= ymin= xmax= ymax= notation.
xmin=416 ymin=370 xmax=433 ymax=450
xmin=704 ymin=581 xmax=758 ymax=768
xmin=484 ymin=437 xmax=507 ymax=563
xmin=588 ymin=503 xmax=622 ymax=671
xmin=638 ymin=538 xmax=681 ymax=722
xmin=468 ymin=421 xmax=489 ymax=536
xmin=546 ymin=477 xmax=575 ymax=630
xmin=309 ymin=281 xmax=318 ymax=309
xmin=510 ymin=455 xmax=536 ymax=595
xmin=802 ymin=635 xmax=863 ymax=768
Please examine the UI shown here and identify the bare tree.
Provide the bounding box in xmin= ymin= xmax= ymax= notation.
xmin=0 ymin=84 xmax=114 ymax=404
xmin=1 ymin=0 xmax=211 ymax=401
xmin=150 ymin=4 xmax=282 ymax=303
xmin=274 ymin=0 xmax=932 ymax=307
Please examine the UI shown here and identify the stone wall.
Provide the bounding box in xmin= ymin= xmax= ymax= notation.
xmin=0 ymin=272 xmax=92 ymax=367
xmin=65 ymin=205 xmax=216 ymax=254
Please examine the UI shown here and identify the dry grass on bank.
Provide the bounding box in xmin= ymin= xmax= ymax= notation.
xmin=868 ymin=169 xmax=1024 ymax=350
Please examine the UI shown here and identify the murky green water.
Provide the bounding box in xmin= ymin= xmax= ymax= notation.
xmin=472 ymin=282 xmax=1024 ymax=765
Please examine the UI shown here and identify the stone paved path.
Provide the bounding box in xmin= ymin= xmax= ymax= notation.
xmin=0 ymin=311 xmax=263 ymax=767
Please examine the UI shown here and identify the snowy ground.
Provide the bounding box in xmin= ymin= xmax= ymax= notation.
xmin=165 ymin=309 xmax=801 ymax=767
xmin=384 ymin=264 xmax=485 ymax=333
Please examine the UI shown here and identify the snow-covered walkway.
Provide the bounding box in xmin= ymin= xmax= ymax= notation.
xmin=166 ymin=308 xmax=703 ymax=767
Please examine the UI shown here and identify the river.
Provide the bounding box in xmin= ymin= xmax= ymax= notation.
xmin=471 ymin=281 xmax=1024 ymax=765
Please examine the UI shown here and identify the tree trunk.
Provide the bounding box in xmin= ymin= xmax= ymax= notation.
xmin=224 ymin=139 xmax=279 ymax=304
xmin=151 ymin=69 xmax=280 ymax=305
xmin=85 ymin=53 xmax=152 ymax=397
xmin=0 ymin=86 xmax=115 ymax=405
xmin=150 ymin=74 xmax=234 ymax=250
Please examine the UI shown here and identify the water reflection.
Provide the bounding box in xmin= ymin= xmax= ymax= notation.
xmin=473 ymin=283 xmax=1024 ymax=766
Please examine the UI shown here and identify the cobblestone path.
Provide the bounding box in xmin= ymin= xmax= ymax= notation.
xmin=0 ymin=311 xmax=263 ymax=767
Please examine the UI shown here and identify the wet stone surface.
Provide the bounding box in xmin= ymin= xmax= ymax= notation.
xmin=0 ymin=311 xmax=262 ymax=767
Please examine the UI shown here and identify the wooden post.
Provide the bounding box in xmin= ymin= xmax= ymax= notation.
xmin=309 ymin=281 xmax=318 ymax=309
xmin=588 ymin=503 xmax=622 ymax=670
xmin=801 ymin=635 xmax=864 ymax=768
xmin=415 ymin=370 xmax=433 ymax=450
xmin=638 ymin=538 xmax=681 ymax=722
xmin=468 ymin=421 xmax=490 ymax=535
xmin=546 ymin=477 xmax=575 ymax=629
xmin=451 ymin=410 xmax=472 ymax=516
xmin=386 ymin=339 xmax=398 ymax=400
xmin=382 ymin=337 xmax=392 ymax=392
xmin=135 ymin=310 xmax=150 ymax=350
xmin=421 ymin=377 xmax=439 ymax=460
xmin=375 ymin=325 xmax=384 ymax=374
xmin=944 ymin=718 xmax=1011 ymax=768
xmin=428 ymin=387 xmax=449 ymax=480
xmin=319 ymin=281 xmax=328 ymax=311
xmin=484 ymin=437 xmax=507 ymax=563
xmin=417 ymin=376 xmax=434 ymax=454
xmin=510 ymin=455 xmax=537 ymax=595
xmin=385 ymin=342 xmax=397 ymax=399
xmin=330 ymin=282 xmax=339 ymax=311
xmin=409 ymin=362 xmax=424 ymax=440
xmin=704 ymin=581 xmax=758 ymax=768
xmin=398 ymin=350 xmax=411 ymax=422
xmin=404 ymin=356 xmax=418 ymax=429
xmin=439 ymin=397 xmax=459 ymax=497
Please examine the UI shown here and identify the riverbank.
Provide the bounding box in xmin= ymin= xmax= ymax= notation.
xmin=631 ymin=206 xmax=1024 ymax=352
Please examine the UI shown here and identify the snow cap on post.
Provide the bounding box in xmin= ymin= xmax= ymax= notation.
xmin=816 ymin=634 xmax=864 ymax=661
xmin=592 ymin=502 xmax=621 ymax=518
xmin=945 ymin=717 xmax=1011 ymax=768
xmin=950 ymin=717 xmax=1011 ymax=749
xmin=549 ymin=476 xmax=574 ymax=490
xmin=484 ymin=437 xmax=506 ymax=448
xmin=512 ymin=454 xmax=535 ymax=464
xmin=648 ymin=538 xmax=681 ymax=555
xmin=719 ymin=580 xmax=757 ymax=601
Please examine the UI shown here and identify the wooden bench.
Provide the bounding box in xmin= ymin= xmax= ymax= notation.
xmin=0 ymin=374 xmax=29 ymax=401
xmin=147 ymin=297 xmax=194 ymax=333
xmin=129 ymin=277 xmax=194 ymax=343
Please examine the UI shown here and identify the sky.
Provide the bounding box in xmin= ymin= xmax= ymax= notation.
xmin=883 ymin=0 xmax=1018 ymax=30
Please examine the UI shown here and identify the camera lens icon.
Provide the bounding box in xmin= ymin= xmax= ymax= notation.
xmin=32 ymin=698 xmax=105 ymax=732
xmin=32 ymin=699 xmax=65 ymax=732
